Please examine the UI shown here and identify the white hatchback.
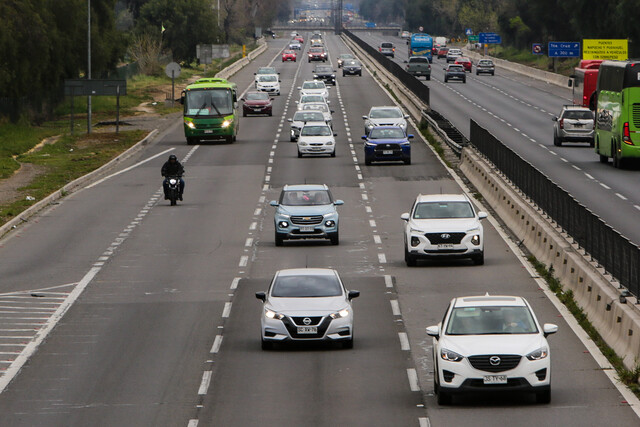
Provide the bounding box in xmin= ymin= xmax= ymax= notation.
xmin=256 ymin=74 xmax=281 ymax=95
xmin=427 ymin=295 xmax=558 ymax=405
xmin=298 ymin=80 xmax=330 ymax=100
xmin=297 ymin=122 xmax=336 ymax=157
xmin=256 ymin=268 xmax=359 ymax=349
xmin=401 ymin=193 xmax=487 ymax=266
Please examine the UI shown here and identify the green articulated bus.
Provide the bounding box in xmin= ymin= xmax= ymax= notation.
xmin=594 ymin=60 xmax=640 ymax=167
xmin=181 ymin=78 xmax=239 ymax=144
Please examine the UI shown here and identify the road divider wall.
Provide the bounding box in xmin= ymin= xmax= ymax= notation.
xmin=461 ymin=123 xmax=640 ymax=370
xmin=216 ymin=38 xmax=268 ymax=80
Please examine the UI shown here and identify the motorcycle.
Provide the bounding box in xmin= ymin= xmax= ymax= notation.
xmin=165 ymin=176 xmax=182 ymax=206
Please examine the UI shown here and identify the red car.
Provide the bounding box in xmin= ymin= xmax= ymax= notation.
xmin=432 ymin=44 xmax=441 ymax=56
xmin=282 ymin=50 xmax=297 ymax=62
xmin=455 ymin=57 xmax=473 ymax=72
xmin=242 ymin=91 xmax=273 ymax=117
xmin=308 ymin=47 xmax=327 ymax=62
xmin=437 ymin=47 xmax=449 ymax=59
xmin=294 ymin=36 xmax=304 ymax=44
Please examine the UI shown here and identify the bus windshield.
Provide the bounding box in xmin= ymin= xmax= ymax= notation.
xmin=185 ymin=89 xmax=233 ymax=117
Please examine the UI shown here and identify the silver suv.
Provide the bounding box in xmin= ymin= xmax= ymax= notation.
xmin=379 ymin=42 xmax=395 ymax=58
xmin=476 ymin=59 xmax=495 ymax=76
xmin=446 ymin=48 xmax=462 ymax=63
xmin=552 ymin=106 xmax=595 ymax=146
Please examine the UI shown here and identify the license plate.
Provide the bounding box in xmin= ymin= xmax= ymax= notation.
xmin=383 ymin=150 xmax=394 ymax=155
xmin=483 ymin=375 xmax=507 ymax=384
xmin=204 ymin=130 xmax=213 ymax=134
xmin=574 ymin=123 xmax=583 ymax=127
xmin=300 ymin=226 xmax=314 ymax=232
xmin=297 ymin=326 xmax=317 ymax=334
xmin=437 ymin=244 xmax=454 ymax=249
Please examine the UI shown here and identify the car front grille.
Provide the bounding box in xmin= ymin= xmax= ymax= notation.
xmin=425 ymin=232 xmax=466 ymax=244
xmin=291 ymin=316 xmax=323 ymax=326
xmin=633 ymin=104 xmax=640 ymax=128
xmin=291 ymin=215 xmax=324 ymax=225
xmin=282 ymin=316 xmax=331 ymax=338
xmin=468 ymin=354 xmax=522 ymax=373
xmin=374 ymin=143 xmax=401 ymax=151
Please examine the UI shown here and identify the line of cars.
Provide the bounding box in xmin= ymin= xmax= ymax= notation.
xmin=255 ymin=32 xmax=559 ymax=408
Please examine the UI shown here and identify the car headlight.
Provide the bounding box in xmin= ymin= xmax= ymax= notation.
xmin=299 ymin=141 xmax=308 ymax=146
xmin=313 ymin=74 xmax=318 ymax=78
xmin=400 ymin=141 xmax=411 ymax=146
xmin=471 ymin=235 xmax=481 ymax=245
xmin=326 ymin=141 xmax=334 ymax=145
xmin=265 ymin=309 xmax=285 ymax=320
xmin=185 ymin=121 xmax=196 ymax=129
xmin=222 ymin=120 xmax=232 ymax=128
xmin=526 ymin=347 xmax=548 ymax=361
xmin=441 ymin=348 xmax=464 ymax=362
xmin=364 ymin=141 xmax=376 ymax=147
xmin=330 ymin=308 xmax=350 ymax=319
xmin=410 ymin=227 xmax=425 ymax=234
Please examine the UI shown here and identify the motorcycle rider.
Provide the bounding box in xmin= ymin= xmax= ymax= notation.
xmin=161 ymin=154 xmax=185 ymax=200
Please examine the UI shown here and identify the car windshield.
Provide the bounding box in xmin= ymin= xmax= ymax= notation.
xmin=284 ymin=50 xmax=294 ymax=54
xmin=280 ymin=189 xmax=332 ymax=205
xmin=340 ymin=54 xmax=354 ymax=59
xmin=294 ymin=112 xmax=324 ymax=122
xmin=303 ymin=81 xmax=325 ymax=89
xmin=410 ymin=57 xmax=429 ymax=63
xmin=301 ymin=95 xmax=324 ymax=103
xmin=257 ymin=68 xmax=276 ymax=75
xmin=381 ymin=43 xmax=393 ymax=48
xmin=446 ymin=306 xmax=538 ymax=335
xmin=185 ymin=88 xmax=233 ymax=116
xmin=303 ymin=103 xmax=329 ymax=113
xmin=259 ymin=75 xmax=278 ymax=82
xmin=370 ymin=108 xmax=402 ymax=119
xmin=310 ymin=48 xmax=323 ymax=53
xmin=344 ymin=60 xmax=361 ymax=66
xmin=369 ymin=128 xmax=405 ymax=139
xmin=479 ymin=60 xmax=493 ymax=65
xmin=301 ymin=125 xmax=332 ymax=136
xmin=316 ymin=66 xmax=332 ymax=73
xmin=457 ymin=58 xmax=470 ymax=62
xmin=413 ymin=201 xmax=474 ymax=219
xmin=564 ymin=110 xmax=594 ymax=120
xmin=246 ymin=92 xmax=269 ymax=101
xmin=272 ymin=274 xmax=343 ymax=298
xmin=449 ymin=66 xmax=464 ymax=71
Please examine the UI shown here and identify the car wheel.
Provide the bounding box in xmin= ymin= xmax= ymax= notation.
xmin=553 ymin=134 xmax=561 ymax=146
xmin=472 ymin=252 xmax=484 ymax=266
xmin=297 ymin=149 xmax=303 ymax=158
xmin=243 ymin=111 xmax=247 ymax=117
xmin=599 ymin=154 xmax=608 ymax=163
xmin=365 ymin=156 xmax=372 ymax=166
xmin=589 ymin=139 xmax=595 ymax=148
xmin=268 ymin=111 xmax=272 ymax=116
xmin=343 ymin=72 xmax=346 ymax=77
xmin=275 ymin=232 xmax=284 ymax=246
xmin=290 ymin=136 xmax=296 ymax=142
xmin=405 ymin=248 xmax=417 ymax=267
xmin=476 ymin=71 xmax=479 ymax=75
xmin=330 ymin=149 xmax=336 ymax=158
xmin=462 ymin=78 xmax=466 ymax=83
xmin=186 ymin=137 xmax=196 ymax=145
xmin=342 ymin=338 xmax=353 ymax=349
xmin=491 ymin=71 xmax=495 ymax=76
xmin=261 ymin=339 xmax=273 ymax=350
xmin=404 ymin=157 xmax=411 ymax=165
xmin=426 ymin=75 xmax=431 ymax=80
xmin=358 ymin=72 xmax=362 ymax=76
xmin=535 ymin=389 xmax=551 ymax=404
xmin=437 ymin=390 xmax=452 ymax=405
xmin=444 ymin=77 xmax=448 ymax=83
xmin=330 ymin=231 xmax=339 ymax=245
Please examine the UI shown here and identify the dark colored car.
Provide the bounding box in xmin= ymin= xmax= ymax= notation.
xmin=242 ymin=91 xmax=273 ymax=117
xmin=455 ymin=57 xmax=472 ymax=72
xmin=308 ymin=47 xmax=327 ymax=62
xmin=444 ymin=64 xmax=466 ymax=83
xmin=437 ymin=47 xmax=449 ymax=59
xmin=313 ymin=65 xmax=337 ymax=85
xmin=362 ymin=126 xmax=413 ymax=165
xmin=342 ymin=59 xmax=362 ymax=76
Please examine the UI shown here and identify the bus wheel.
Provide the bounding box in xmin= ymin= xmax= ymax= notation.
xmin=612 ymin=141 xmax=624 ymax=168
xmin=599 ymin=154 xmax=608 ymax=163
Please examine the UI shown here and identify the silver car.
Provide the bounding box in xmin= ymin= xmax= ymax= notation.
xmin=476 ymin=59 xmax=495 ymax=76
xmin=379 ymin=42 xmax=395 ymax=57
xmin=296 ymin=94 xmax=328 ymax=110
xmin=288 ymin=110 xmax=328 ymax=141
xmin=255 ymin=268 xmax=359 ymax=349
xmin=552 ymin=106 xmax=595 ymax=146
xmin=363 ymin=106 xmax=409 ymax=134
xmin=301 ymin=102 xmax=334 ymax=128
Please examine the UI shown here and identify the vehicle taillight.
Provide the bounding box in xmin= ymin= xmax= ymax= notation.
xmin=559 ymin=118 xmax=564 ymax=129
xmin=393 ymin=47 xmax=395 ymax=52
xmin=623 ymin=122 xmax=633 ymax=144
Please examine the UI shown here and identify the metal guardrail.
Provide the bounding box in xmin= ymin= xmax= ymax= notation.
xmin=420 ymin=110 xmax=467 ymax=156
xmin=471 ymin=119 xmax=640 ymax=298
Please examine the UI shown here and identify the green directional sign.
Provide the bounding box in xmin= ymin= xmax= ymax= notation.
xmin=469 ymin=35 xmax=479 ymax=43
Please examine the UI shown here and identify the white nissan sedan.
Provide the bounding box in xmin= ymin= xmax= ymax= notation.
xmin=427 ymin=295 xmax=558 ymax=405
xmin=255 ymin=268 xmax=359 ymax=349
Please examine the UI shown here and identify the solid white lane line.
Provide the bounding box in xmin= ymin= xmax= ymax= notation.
xmin=198 ymin=371 xmax=212 ymax=395
xmin=407 ymin=368 xmax=420 ymax=391
xmin=85 ymin=147 xmax=173 ymax=189
xmin=378 ymin=253 xmax=387 ymax=263
xmin=390 ymin=300 xmax=401 ymax=316
xmin=210 ymin=335 xmax=223 ymax=353
xmin=222 ymin=302 xmax=232 ymax=318
xmin=230 ymin=277 xmax=240 ymax=290
xmin=398 ymin=332 xmax=410 ymax=351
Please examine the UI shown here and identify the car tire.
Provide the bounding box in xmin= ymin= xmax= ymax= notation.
xmin=275 ymin=232 xmax=284 ymax=247
xmin=186 ymin=137 xmax=196 ymax=145
xmin=536 ymin=389 xmax=551 ymax=404
xmin=491 ymin=71 xmax=495 ymax=76
xmin=343 ymin=72 xmax=346 ymax=77
xmin=476 ymin=71 xmax=479 ymax=75
xmin=342 ymin=338 xmax=353 ymax=349
xmin=589 ymin=139 xmax=595 ymax=148
xmin=472 ymin=252 xmax=485 ymax=266
xmin=268 ymin=111 xmax=272 ymax=116
xmin=404 ymin=157 xmax=411 ymax=165
xmin=444 ymin=77 xmax=448 ymax=83
xmin=365 ymin=156 xmax=372 ymax=166
xmin=405 ymin=248 xmax=417 ymax=267
xmin=358 ymin=72 xmax=362 ymax=76
xmin=330 ymin=149 xmax=336 ymax=158
xmin=290 ymin=136 xmax=296 ymax=142
xmin=426 ymin=75 xmax=431 ymax=80
xmin=553 ymin=134 xmax=561 ymax=146
xmin=462 ymin=78 xmax=466 ymax=83
xmin=599 ymin=154 xmax=608 ymax=163
xmin=437 ymin=390 xmax=452 ymax=405
xmin=329 ymin=231 xmax=339 ymax=245
xmin=261 ymin=339 xmax=273 ymax=350
xmin=297 ymin=149 xmax=303 ymax=158
xmin=243 ymin=111 xmax=247 ymax=117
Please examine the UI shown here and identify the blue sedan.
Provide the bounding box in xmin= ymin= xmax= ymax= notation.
xmin=362 ymin=126 xmax=413 ymax=165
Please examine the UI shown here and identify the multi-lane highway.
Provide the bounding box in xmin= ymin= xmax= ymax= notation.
xmin=355 ymin=31 xmax=640 ymax=247
xmin=0 ymin=34 xmax=637 ymax=426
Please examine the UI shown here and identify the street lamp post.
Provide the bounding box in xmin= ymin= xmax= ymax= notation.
xmin=87 ymin=0 xmax=92 ymax=134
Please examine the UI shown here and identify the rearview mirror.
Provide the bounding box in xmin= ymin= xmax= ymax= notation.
xmin=348 ymin=290 xmax=360 ymax=300
xmin=362 ymin=115 xmax=367 ymax=120
xmin=255 ymin=292 xmax=266 ymax=302
xmin=334 ymin=200 xmax=344 ymax=206
xmin=287 ymin=118 xmax=293 ymax=122
xmin=361 ymin=135 xmax=367 ymax=140
xmin=552 ymin=117 xmax=558 ymax=121
xmin=478 ymin=212 xmax=488 ymax=219
xmin=400 ymin=213 xmax=410 ymax=221
xmin=297 ymin=86 xmax=301 ymax=90
xmin=543 ymin=323 xmax=558 ymax=337
xmin=408 ymin=134 xmax=414 ymax=139
xmin=426 ymin=325 xmax=440 ymax=338
xmin=269 ymin=200 xmax=278 ymax=207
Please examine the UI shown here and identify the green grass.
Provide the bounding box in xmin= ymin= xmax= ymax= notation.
xmin=529 ymin=256 xmax=640 ymax=397
xmin=418 ymin=118 xmax=453 ymax=168
xmin=0 ymin=130 xmax=146 ymax=224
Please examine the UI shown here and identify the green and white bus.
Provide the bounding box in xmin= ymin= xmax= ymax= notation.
xmin=181 ymin=78 xmax=239 ymax=144
xmin=594 ymin=60 xmax=640 ymax=167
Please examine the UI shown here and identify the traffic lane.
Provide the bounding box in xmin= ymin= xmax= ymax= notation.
xmin=366 ymin=177 xmax=638 ymax=425
xmin=200 ymin=277 xmax=425 ymax=426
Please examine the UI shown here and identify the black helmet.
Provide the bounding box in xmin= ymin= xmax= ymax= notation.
xmin=169 ymin=154 xmax=177 ymax=162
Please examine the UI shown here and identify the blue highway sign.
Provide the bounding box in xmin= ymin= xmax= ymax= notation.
xmin=548 ymin=42 xmax=580 ymax=58
xmin=479 ymin=32 xmax=501 ymax=44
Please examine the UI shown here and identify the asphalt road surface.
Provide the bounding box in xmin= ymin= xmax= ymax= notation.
xmin=0 ymin=34 xmax=637 ymax=427
xmin=355 ymin=31 xmax=640 ymax=247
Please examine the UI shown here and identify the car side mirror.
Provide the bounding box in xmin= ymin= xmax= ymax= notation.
xmin=400 ymin=213 xmax=410 ymax=221
xmin=255 ymin=291 xmax=266 ymax=302
xmin=334 ymin=200 xmax=344 ymax=206
xmin=179 ymin=95 xmax=185 ymax=105
xmin=253 ymin=72 xmax=257 ymax=75
xmin=269 ymin=200 xmax=278 ymax=207
xmin=330 ymin=110 xmax=335 ymax=114
xmin=279 ymin=80 xmax=282 ymax=82
xmin=362 ymin=115 xmax=367 ymax=120
xmin=287 ymin=118 xmax=293 ymax=122
xmin=404 ymin=115 xmax=409 ymax=119
xmin=408 ymin=134 xmax=414 ymax=139
xmin=326 ymin=100 xmax=330 ymax=103
xmin=478 ymin=212 xmax=488 ymax=219
xmin=426 ymin=325 xmax=440 ymax=338
xmin=443 ymin=68 xmax=446 ymax=70
xmin=403 ymin=60 xmax=408 ymax=63
xmin=333 ymin=133 xmax=337 ymax=136
xmin=361 ymin=135 xmax=367 ymax=140
xmin=240 ymin=98 xmax=245 ymax=102
xmin=295 ymin=101 xmax=299 ymax=104
xmin=543 ymin=323 xmax=558 ymax=337
xmin=348 ymin=290 xmax=360 ymax=300
xmin=297 ymin=87 xmax=302 ymax=90
xmin=270 ymin=98 xmax=275 ymax=101
xmin=552 ymin=117 xmax=558 ymax=121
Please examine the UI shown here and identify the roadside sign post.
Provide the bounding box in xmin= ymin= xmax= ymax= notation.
xmin=532 ymin=43 xmax=543 ymax=55
xmin=64 ymin=79 xmax=127 ymax=134
xmin=479 ymin=33 xmax=501 ymax=55
xmin=465 ymin=28 xmax=473 ymax=36
xmin=165 ymin=62 xmax=182 ymax=107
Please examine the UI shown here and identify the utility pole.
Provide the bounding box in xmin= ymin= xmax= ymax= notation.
xmin=87 ymin=0 xmax=92 ymax=134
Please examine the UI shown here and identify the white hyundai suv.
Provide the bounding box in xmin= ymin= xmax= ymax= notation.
xmin=401 ymin=194 xmax=487 ymax=266
xmin=427 ymin=295 xmax=558 ymax=405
